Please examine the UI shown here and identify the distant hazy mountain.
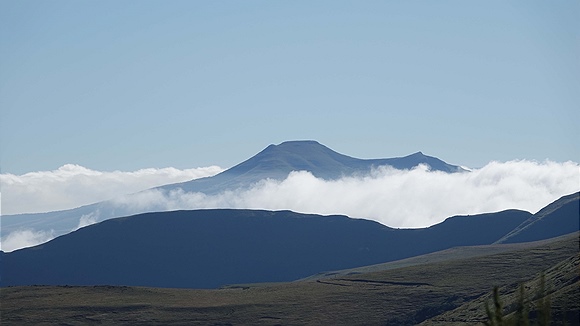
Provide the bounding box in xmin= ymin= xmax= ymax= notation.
xmin=0 ymin=141 xmax=464 ymax=247
xmin=161 ymin=140 xmax=465 ymax=194
xmin=3 ymin=193 xmax=577 ymax=289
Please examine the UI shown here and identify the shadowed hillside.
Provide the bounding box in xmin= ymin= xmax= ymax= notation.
xmin=0 ymin=209 xmax=552 ymax=289
xmin=0 ymin=208 xmax=530 ymax=288
xmin=3 ymin=193 xmax=577 ymax=289
xmin=496 ymin=192 xmax=580 ymax=244
xmin=1 ymin=232 xmax=577 ymax=325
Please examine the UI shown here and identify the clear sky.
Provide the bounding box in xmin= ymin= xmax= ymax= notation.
xmin=1 ymin=0 xmax=579 ymax=175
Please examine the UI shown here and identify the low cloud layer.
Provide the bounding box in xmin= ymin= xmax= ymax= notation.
xmin=113 ymin=160 xmax=580 ymax=228
xmin=0 ymin=211 xmax=102 ymax=252
xmin=2 ymin=160 xmax=578 ymax=252
xmin=0 ymin=164 xmax=224 ymax=215
xmin=0 ymin=229 xmax=55 ymax=252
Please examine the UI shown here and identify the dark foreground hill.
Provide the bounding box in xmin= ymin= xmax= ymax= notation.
xmin=2 ymin=193 xmax=578 ymax=289
xmin=1 ymin=232 xmax=577 ymax=325
xmin=496 ymin=192 xmax=580 ymax=244
xmin=0 ymin=140 xmax=465 ymax=246
xmin=0 ymin=209 xmax=530 ymax=288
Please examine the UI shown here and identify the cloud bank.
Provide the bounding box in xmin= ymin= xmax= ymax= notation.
xmin=113 ymin=160 xmax=580 ymax=228
xmin=0 ymin=164 xmax=224 ymax=215
xmin=0 ymin=229 xmax=55 ymax=252
xmin=2 ymin=160 xmax=577 ymax=252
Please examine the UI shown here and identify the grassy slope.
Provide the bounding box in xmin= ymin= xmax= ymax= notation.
xmin=1 ymin=232 xmax=578 ymax=326
xmin=420 ymin=253 xmax=579 ymax=325
xmin=300 ymin=234 xmax=575 ymax=281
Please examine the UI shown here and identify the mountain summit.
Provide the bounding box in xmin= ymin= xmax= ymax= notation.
xmin=229 ymin=140 xmax=463 ymax=177
xmin=164 ymin=140 xmax=464 ymax=193
xmin=228 ymin=140 xmax=462 ymax=177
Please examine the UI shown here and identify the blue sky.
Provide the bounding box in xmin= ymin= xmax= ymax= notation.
xmin=1 ymin=0 xmax=579 ymax=175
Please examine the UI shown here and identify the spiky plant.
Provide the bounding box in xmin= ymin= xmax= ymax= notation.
xmin=485 ymin=286 xmax=504 ymax=326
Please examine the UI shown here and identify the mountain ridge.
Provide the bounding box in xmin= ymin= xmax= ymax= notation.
xmin=3 ymin=193 xmax=577 ymax=289
xmin=495 ymin=191 xmax=579 ymax=244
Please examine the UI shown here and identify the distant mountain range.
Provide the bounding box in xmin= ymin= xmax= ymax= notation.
xmin=2 ymin=192 xmax=577 ymax=289
xmin=0 ymin=140 xmax=465 ymax=247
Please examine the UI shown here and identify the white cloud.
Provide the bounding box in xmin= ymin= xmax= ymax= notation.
xmin=75 ymin=211 xmax=100 ymax=230
xmin=0 ymin=229 xmax=55 ymax=252
xmin=111 ymin=160 xmax=580 ymax=228
xmin=0 ymin=164 xmax=224 ymax=215
xmin=1 ymin=160 xmax=578 ymax=252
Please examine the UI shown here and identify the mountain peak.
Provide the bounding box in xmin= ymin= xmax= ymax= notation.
xmin=267 ymin=140 xmax=328 ymax=152
xmin=157 ymin=140 xmax=465 ymax=194
xmin=278 ymin=140 xmax=321 ymax=146
xmin=224 ymin=140 xmax=464 ymax=179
